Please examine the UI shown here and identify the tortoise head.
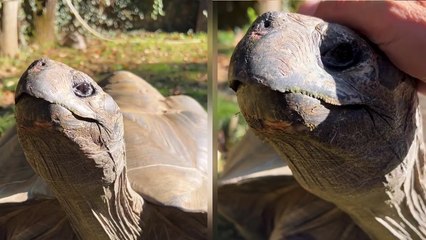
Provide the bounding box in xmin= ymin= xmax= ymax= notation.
xmin=15 ymin=58 xmax=125 ymax=193
xmin=229 ymin=12 xmax=419 ymax=201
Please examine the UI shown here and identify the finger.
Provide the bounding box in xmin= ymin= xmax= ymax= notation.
xmin=417 ymin=81 xmax=426 ymax=95
xmin=298 ymin=1 xmax=426 ymax=86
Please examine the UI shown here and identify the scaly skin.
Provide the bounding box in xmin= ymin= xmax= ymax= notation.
xmin=230 ymin=12 xmax=426 ymax=239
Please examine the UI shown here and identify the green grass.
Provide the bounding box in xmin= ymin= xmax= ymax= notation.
xmin=217 ymin=95 xmax=239 ymax=122
xmin=217 ymin=30 xmax=237 ymax=56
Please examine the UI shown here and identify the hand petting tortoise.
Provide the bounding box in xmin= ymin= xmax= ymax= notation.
xmin=221 ymin=10 xmax=426 ymax=239
xmin=299 ymin=0 xmax=426 ymax=93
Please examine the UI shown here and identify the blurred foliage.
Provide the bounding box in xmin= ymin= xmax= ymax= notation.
xmin=151 ymin=0 xmax=165 ymax=20
xmin=217 ymin=0 xmax=301 ymax=30
xmin=246 ymin=7 xmax=257 ymax=24
xmin=217 ymin=31 xmax=236 ymax=55
xmin=18 ymin=0 xmax=204 ymax=41
xmin=0 ymin=106 xmax=14 ymax=135
xmin=23 ymin=0 xmax=160 ymax=35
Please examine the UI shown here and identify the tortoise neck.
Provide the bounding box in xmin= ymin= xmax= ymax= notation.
xmin=331 ymin=107 xmax=426 ymax=239
xmin=57 ymin=168 xmax=145 ymax=240
xmin=17 ymin=127 xmax=146 ymax=239
xmin=337 ymin=129 xmax=426 ymax=239
xmin=265 ymin=108 xmax=426 ymax=239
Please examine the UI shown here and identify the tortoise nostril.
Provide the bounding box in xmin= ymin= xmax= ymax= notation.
xmin=29 ymin=62 xmax=37 ymax=69
xmin=264 ymin=20 xmax=271 ymax=28
xmin=30 ymin=59 xmax=48 ymax=69
xmin=26 ymin=59 xmax=51 ymax=74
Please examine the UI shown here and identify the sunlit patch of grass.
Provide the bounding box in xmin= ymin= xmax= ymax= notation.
xmin=0 ymin=31 xmax=207 ymax=78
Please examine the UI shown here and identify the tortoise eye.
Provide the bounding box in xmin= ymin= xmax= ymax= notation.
xmin=321 ymin=42 xmax=360 ymax=71
xmin=73 ymin=82 xmax=94 ymax=97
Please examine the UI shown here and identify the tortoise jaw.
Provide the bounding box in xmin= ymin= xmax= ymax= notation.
xmin=14 ymin=91 xmax=27 ymax=105
xmin=236 ymin=84 xmax=334 ymax=133
xmin=15 ymin=93 xmax=97 ymax=132
xmin=237 ymin=82 xmax=372 ymax=141
xmin=15 ymin=93 xmax=65 ymax=130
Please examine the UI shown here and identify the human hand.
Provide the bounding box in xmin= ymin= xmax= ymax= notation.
xmin=299 ymin=1 xmax=426 ymax=93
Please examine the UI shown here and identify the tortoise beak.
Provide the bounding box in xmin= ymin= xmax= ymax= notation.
xmin=15 ymin=58 xmax=52 ymax=103
xmin=228 ymin=12 xmax=367 ymax=107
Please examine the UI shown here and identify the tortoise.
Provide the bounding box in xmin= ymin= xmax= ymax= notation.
xmin=0 ymin=58 xmax=207 ymax=239
xmin=219 ymin=12 xmax=426 ymax=239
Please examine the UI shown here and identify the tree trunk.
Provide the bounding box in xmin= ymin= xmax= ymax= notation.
xmin=34 ymin=0 xmax=57 ymax=47
xmin=1 ymin=0 xmax=20 ymax=57
xmin=195 ymin=0 xmax=207 ymax=32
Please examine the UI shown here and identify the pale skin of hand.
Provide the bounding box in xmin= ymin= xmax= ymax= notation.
xmin=299 ymin=0 xmax=426 ymax=93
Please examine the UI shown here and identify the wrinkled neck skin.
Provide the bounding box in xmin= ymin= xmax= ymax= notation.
xmin=262 ymin=108 xmax=426 ymax=239
xmin=18 ymin=127 xmax=145 ymax=240
xmin=56 ymin=164 xmax=145 ymax=240
xmin=342 ymin=116 xmax=426 ymax=240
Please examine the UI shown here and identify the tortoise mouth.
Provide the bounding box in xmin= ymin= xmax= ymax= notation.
xmin=15 ymin=93 xmax=85 ymax=131
xmin=15 ymin=94 xmax=58 ymax=129
xmin=15 ymin=92 xmax=99 ymax=128
xmin=231 ymin=78 xmax=364 ymax=108
xmin=236 ymin=84 xmax=366 ymax=133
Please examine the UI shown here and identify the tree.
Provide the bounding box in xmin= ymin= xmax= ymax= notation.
xmin=33 ymin=0 xmax=57 ymax=46
xmin=1 ymin=0 xmax=19 ymax=56
xmin=196 ymin=0 xmax=207 ymax=32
